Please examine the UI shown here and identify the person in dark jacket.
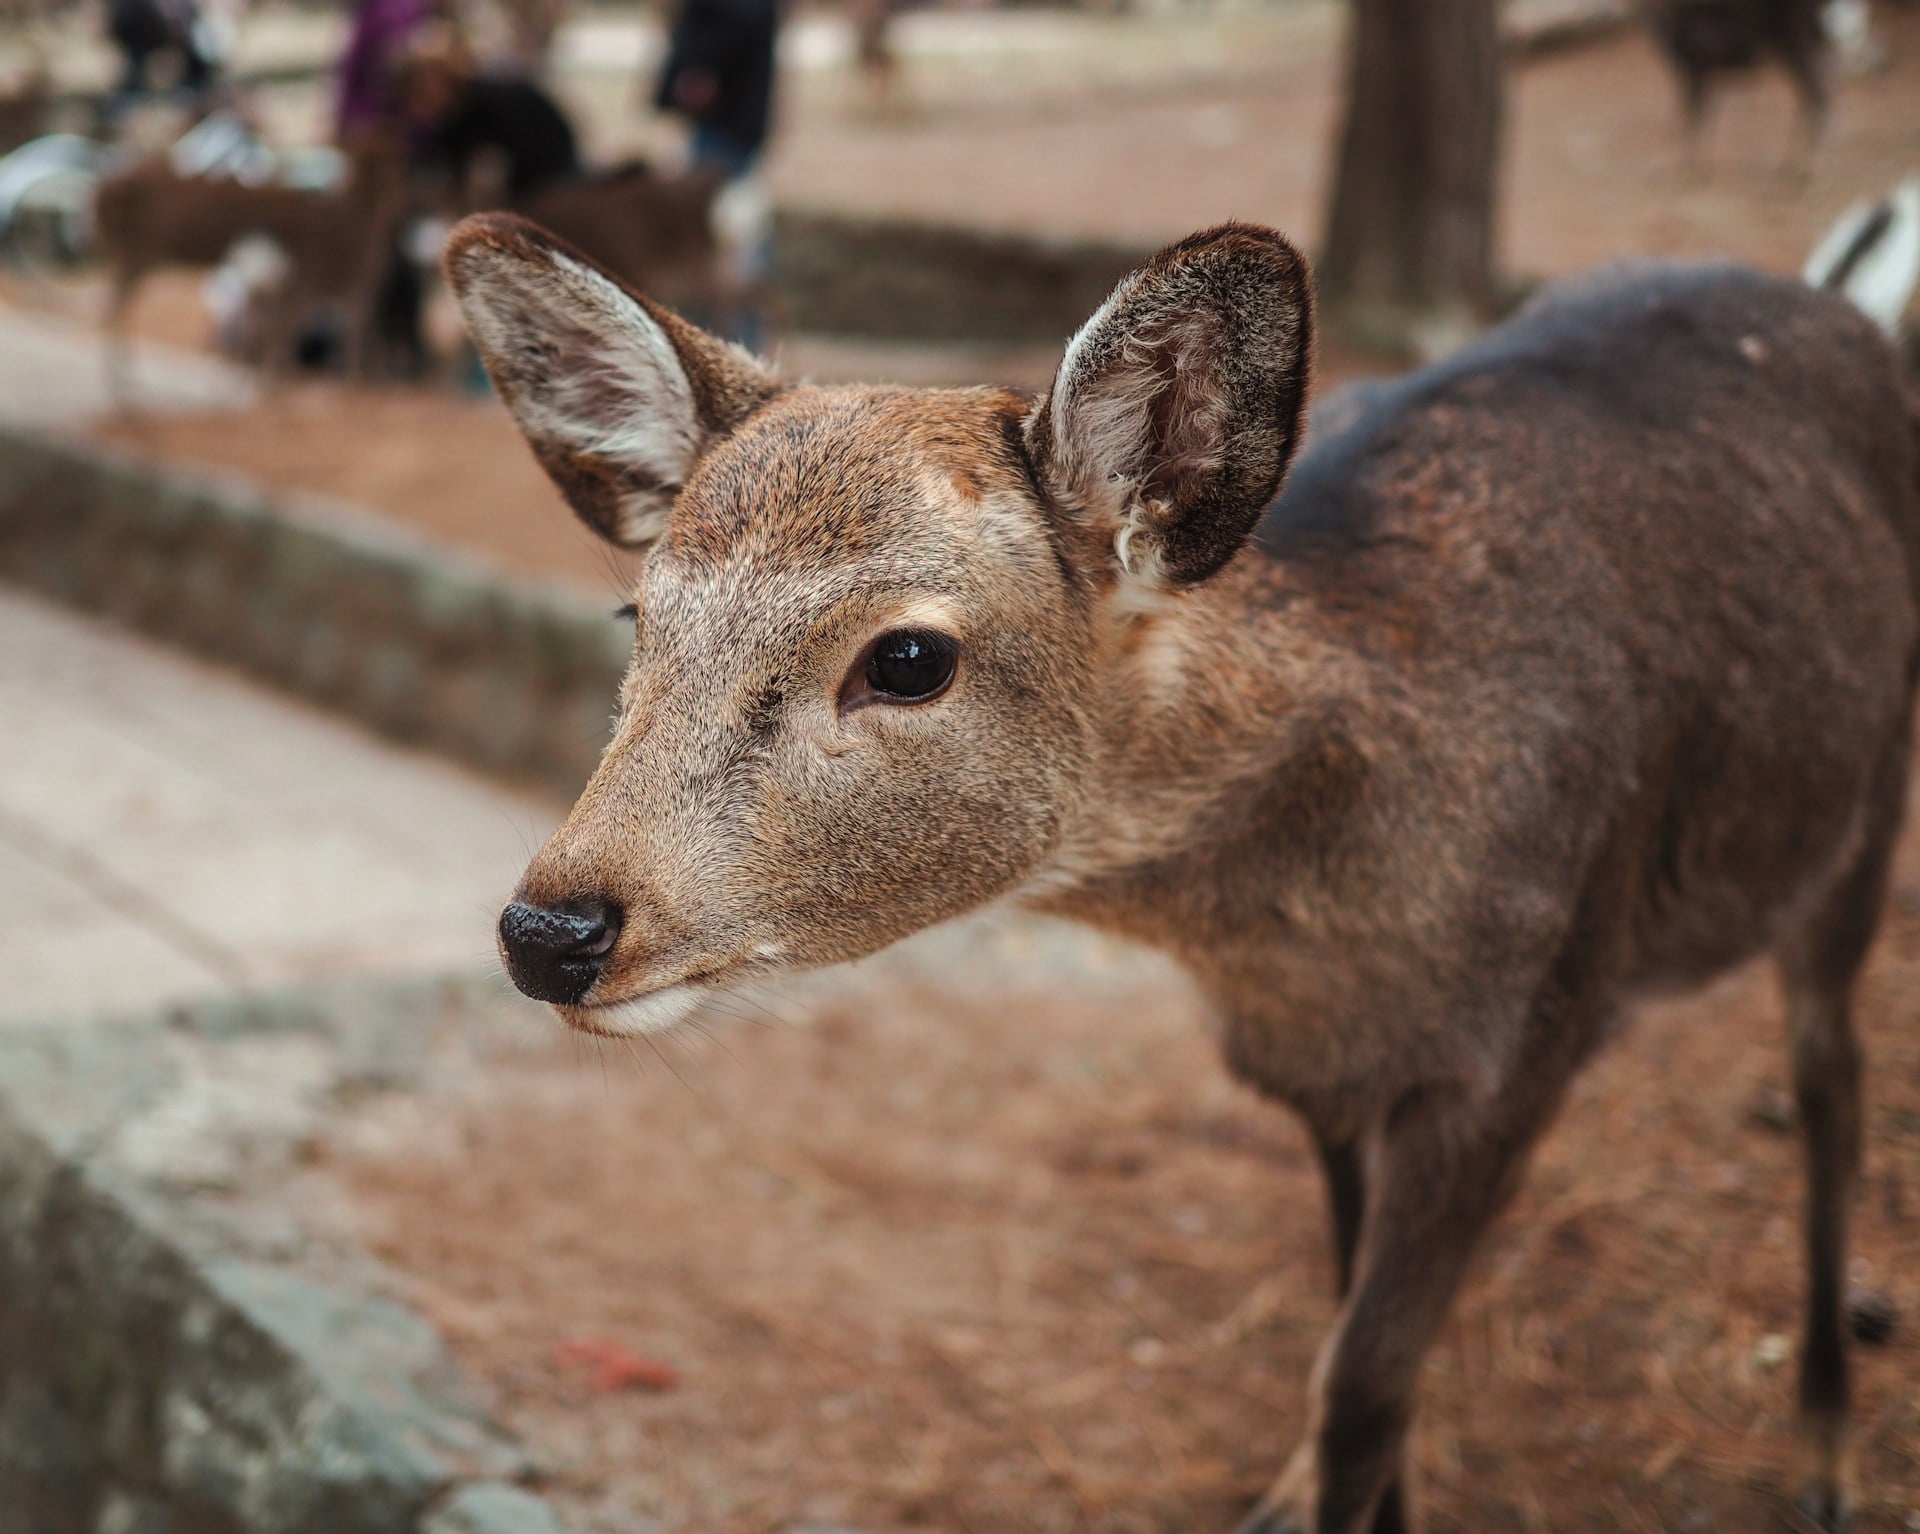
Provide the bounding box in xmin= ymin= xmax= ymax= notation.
xmin=654 ymin=0 xmax=779 ymax=345
xmin=655 ymin=0 xmax=780 ymax=176
xmin=105 ymin=0 xmax=217 ymax=122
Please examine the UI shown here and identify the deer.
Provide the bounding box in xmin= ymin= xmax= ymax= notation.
xmin=1644 ymin=0 xmax=1832 ymax=152
xmin=444 ymin=207 xmax=1920 ymax=1533
xmin=92 ymin=132 xmax=411 ymax=383
xmin=512 ymin=159 xmax=732 ymax=320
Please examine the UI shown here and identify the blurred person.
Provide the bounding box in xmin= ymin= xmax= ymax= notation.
xmin=654 ymin=0 xmax=779 ymax=345
xmin=104 ymin=0 xmax=220 ymax=123
xmin=336 ymin=0 xmax=451 ymax=376
xmin=403 ymin=35 xmax=733 ymax=347
xmin=336 ymin=0 xmax=439 ymax=141
xmin=656 ymin=0 xmax=779 ymax=179
xmin=400 ymin=25 xmax=580 ymax=202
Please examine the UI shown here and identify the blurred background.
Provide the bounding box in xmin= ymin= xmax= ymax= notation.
xmin=0 ymin=3 xmax=1916 ymax=1534
xmin=0 ymin=0 xmax=1912 ymax=599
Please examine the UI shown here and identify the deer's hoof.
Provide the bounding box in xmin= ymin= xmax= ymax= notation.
xmin=1230 ymin=1501 xmax=1307 ymax=1534
xmin=1795 ymin=1481 xmax=1855 ymax=1534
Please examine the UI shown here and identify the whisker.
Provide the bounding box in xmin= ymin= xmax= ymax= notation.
xmin=685 ymin=1017 xmax=741 ymax=1067
xmin=700 ymin=995 xmax=783 ymax=1035
xmin=731 ymin=986 xmax=803 ymax=1029
xmin=618 ymin=1034 xmax=650 ymax=1080
xmin=646 ymin=1031 xmax=694 ymax=1093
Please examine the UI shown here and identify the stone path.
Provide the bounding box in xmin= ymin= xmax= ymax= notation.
xmin=0 ymin=306 xmax=255 ymax=427
xmin=0 ymin=586 xmax=555 ymax=1024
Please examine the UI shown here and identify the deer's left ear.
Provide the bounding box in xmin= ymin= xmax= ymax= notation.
xmin=1025 ymin=223 xmax=1313 ymax=588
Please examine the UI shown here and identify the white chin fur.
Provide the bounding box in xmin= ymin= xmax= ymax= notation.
xmin=566 ymin=984 xmax=706 ymax=1036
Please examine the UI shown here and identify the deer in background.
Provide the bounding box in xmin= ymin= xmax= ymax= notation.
xmin=513 ymin=160 xmax=732 ymax=321
xmin=446 ymin=206 xmax=1920 ymax=1533
xmin=92 ymin=133 xmax=411 ymax=382
xmin=1645 ymin=0 xmax=1832 ymax=150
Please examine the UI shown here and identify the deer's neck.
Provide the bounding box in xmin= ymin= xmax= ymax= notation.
xmin=1025 ymin=560 xmax=1376 ymax=948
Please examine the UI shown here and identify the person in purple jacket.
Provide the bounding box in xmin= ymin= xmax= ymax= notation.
xmin=336 ymin=0 xmax=438 ymax=140
xmin=335 ymin=0 xmax=445 ymax=374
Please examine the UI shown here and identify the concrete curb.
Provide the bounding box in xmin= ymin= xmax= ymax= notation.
xmin=0 ymin=426 xmax=626 ymax=797
xmin=773 ymin=208 xmax=1144 ymax=345
xmin=0 ymin=972 xmax=573 ymax=1534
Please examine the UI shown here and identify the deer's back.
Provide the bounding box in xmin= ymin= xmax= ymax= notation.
xmin=1251 ymin=264 xmax=1920 ymax=1003
xmin=95 ymin=165 xmax=396 ymax=291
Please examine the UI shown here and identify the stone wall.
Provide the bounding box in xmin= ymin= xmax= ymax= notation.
xmin=0 ymin=978 xmax=565 ymax=1534
xmin=0 ymin=430 xmax=624 ymax=798
xmin=773 ymin=210 xmax=1144 ymax=344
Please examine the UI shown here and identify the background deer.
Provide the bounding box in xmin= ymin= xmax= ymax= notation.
xmin=447 ymin=210 xmax=1920 ymax=1533
xmin=1645 ymin=0 xmax=1831 ymax=148
xmin=513 ymin=160 xmax=732 ymax=320
xmin=93 ymin=134 xmax=410 ymax=381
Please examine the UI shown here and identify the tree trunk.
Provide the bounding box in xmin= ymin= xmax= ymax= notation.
xmin=1319 ymin=0 xmax=1503 ymax=348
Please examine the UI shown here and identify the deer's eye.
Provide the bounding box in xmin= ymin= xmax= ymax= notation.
xmin=863 ymin=630 xmax=959 ymax=703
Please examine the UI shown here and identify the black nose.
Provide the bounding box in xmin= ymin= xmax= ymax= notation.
xmin=498 ymin=898 xmax=622 ymax=1005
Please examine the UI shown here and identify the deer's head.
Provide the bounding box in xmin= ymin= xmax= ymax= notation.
xmin=448 ymin=214 xmax=1311 ymax=1034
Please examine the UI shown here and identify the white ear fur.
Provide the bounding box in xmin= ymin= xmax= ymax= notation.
xmin=1804 ymin=178 xmax=1920 ymax=339
xmin=446 ymin=215 xmax=778 ymax=548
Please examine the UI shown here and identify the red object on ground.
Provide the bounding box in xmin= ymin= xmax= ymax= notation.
xmin=552 ymin=1337 xmax=681 ymax=1393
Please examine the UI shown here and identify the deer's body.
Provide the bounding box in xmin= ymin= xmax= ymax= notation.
xmin=93 ymin=141 xmax=409 ymax=377
xmin=1049 ymin=266 xmax=1920 ymax=1132
xmin=515 ymin=162 xmax=725 ymax=315
xmin=448 ymin=215 xmax=1920 ymax=1533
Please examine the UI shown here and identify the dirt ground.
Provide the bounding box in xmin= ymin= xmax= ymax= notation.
xmin=50 ymin=9 xmax=1920 ymax=595
xmin=327 ymin=854 xmax=1920 ymax=1534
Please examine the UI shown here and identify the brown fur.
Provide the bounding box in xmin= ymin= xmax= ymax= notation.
xmin=448 ymin=213 xmax=1920 ymax=1533
xmin=92 ymin=136 xmax=410 ymax=379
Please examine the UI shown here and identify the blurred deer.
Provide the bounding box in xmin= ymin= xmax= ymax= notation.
xmin=448 ymin=206 xmax=1920 ymax=1533
xmin=397 ymin=33 xmax=737 ymax=324
xmin=0 ymin=60 xmax=50 ymax=155
xmin=94 ymin=134 xmax=410 ymax=382
xmin=1646 ymin=0 xmax=1831 ymax=151
xmin=515 ymin=161 xmax=732 ymax=320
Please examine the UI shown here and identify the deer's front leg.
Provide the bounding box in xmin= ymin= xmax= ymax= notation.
xmin=1238 ymin=1083 xmax=1558 ymax=1534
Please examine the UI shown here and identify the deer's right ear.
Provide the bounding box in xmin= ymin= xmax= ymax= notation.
xmin=1024 ymin=223 xmax=1312 ymax=589
xmin=445 ymin=213 xmax=779 ymax=549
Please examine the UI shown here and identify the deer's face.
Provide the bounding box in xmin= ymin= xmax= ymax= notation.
xmin=448 ymin=216 xmax=1309 ymax=1034
xmin=519 ymin=391 xmax=1099 ymax=1033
